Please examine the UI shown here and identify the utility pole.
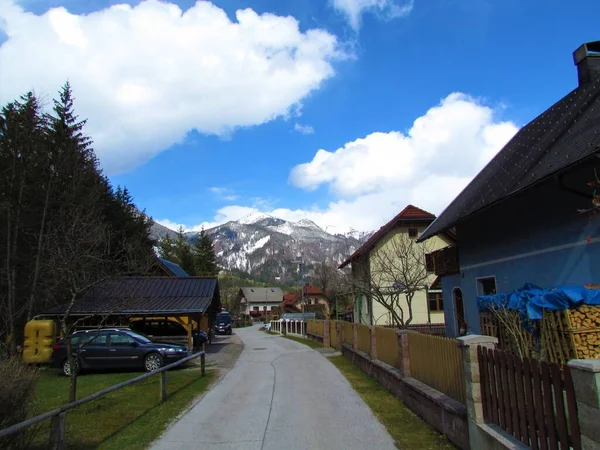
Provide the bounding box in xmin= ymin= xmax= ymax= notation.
xmin=292 ymin=251 xmax=305 ymax=336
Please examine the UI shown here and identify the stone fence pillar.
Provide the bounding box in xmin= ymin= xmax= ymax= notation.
xmin=396 ymin=330 xmax=412 ymax=377
xmin=568 ymin=359 xmax=600 ymax=449
xmin=457 ymin=334 xmax=500 ymax=449
xmin=369 ymin=326 xmax=377 ymax=360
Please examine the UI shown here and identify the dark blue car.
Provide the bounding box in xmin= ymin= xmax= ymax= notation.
xmin=50 ymin=328 xmax=190 ymax=376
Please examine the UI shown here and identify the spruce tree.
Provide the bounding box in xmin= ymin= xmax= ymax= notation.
xmin=194 ymin=229 xmax=219 ymax=276
xmin=157 ymin=234 xmax=176 ymax=261
xmin=174 ymin=226 xmax=196 ymax=275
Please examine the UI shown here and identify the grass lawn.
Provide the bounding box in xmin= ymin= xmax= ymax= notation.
xmin=29 ymin=366 xmax=216 ymax=450
xmin=329 ymin=356 xmax=456 ymax=450
xmin=280 ymin=334 xmax=324 ymax=349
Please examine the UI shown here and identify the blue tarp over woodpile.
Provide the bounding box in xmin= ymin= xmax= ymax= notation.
xmin=477 ymin=283 xmax=600 ymax=321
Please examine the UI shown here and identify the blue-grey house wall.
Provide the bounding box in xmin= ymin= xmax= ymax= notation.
xmin=442 ymin=173 xmax=600 ymax=337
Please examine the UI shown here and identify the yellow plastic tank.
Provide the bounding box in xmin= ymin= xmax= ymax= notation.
xmin=23 ymin=320 xmax=56 ymax=364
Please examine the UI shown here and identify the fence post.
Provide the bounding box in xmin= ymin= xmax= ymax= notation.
xmin=369 ymin=326 xmax=377 ymax=360
xmin=201 ymin=352 xmax=206 ymax=377
xmin=396 ymin=330 xmax=411 ymax=377
xmin=568 ymin=359 xmax=600 ymax=449
xmin=160 ymin=371 xmax=168 ymax=401
xmin=352 ymin=324 xmax=358 ymax=352
xmin=323 ymin=320 xmax=331 ymax=347
xmin=457 ymin=334 xmax=498 ymax=450
xmin=49 ymin=412 xmax=66 ymax=450
xmin=337 ymin=321 xmax=344 ymax=351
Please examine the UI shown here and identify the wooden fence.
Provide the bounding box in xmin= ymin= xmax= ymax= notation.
xmin=356 ymin=324 xmax=370 ymax=354
xmin=343 ymin=322 xmax=353 ymax=345
xmin=478 ymin=346 xmax=581 ymax=450
xmin=374 ymin=326 xmax=399 ymax=367
xmin=330 ymin=321 xmax=338 ymax=347
xmin=407 ymin=332 xmax=466 ymax=403
xmin=0 ymin=351 xmax=206 ymax=448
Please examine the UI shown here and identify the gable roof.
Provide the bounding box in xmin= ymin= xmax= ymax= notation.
xmin=239 ymin=287 xmax=283 ymax=303
xmin=44 ymin=276 xmax=220 ymax=316
xmin=280 ymin=284 xmax=326 ymax=308
xmin=419 ymin=75 xmax=600 ymax=242
xmin=338 ymin=205 xmax=436 ymax=269
xmin=157 ymin=258 xmax=190 ymax=277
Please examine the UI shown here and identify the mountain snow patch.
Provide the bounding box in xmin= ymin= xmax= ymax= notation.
xmin=247 ymin=235 xmax=270 ymax=253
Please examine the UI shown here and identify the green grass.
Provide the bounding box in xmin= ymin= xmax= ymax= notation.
xmin=29 ymin=366 xmax=216 ymax=450
xmin=281 ymin=334 xmax=324 ymax=349
xmin=328 ymin=356 xmax=456 ymax=450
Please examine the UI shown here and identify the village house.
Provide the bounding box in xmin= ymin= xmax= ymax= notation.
xmin=339 ymin=205 xmax=454 ymax=327
xmin=418 ymin=41 xmax=600 ymax=337
xmin=279 ymin=284 xmax=329 ymax=317
xmin=236 ymin=287 xmax=283 ymax=318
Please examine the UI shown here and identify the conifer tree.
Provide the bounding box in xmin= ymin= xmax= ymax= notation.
xmin=174 ymin=226 xmax=196 ymax=275
xmin=194 ymin=229 xmax=219 ymax=276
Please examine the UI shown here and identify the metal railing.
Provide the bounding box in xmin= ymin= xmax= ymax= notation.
xmin=0 ymin=351 xmax=206 ymax=449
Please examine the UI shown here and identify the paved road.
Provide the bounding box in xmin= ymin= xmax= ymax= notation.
xmin=151 ymin=325 xmax=395 ymax=450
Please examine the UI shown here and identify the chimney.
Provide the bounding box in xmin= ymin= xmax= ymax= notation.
xmin=573 ymin=41 xmax=600 ymax=86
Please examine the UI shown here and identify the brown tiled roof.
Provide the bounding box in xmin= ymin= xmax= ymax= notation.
xmin=44 ymin=276 xmax=220 ymax=316
xmin=339 ymin=204 xmax=436 ymax=269
xmin=279 ymin=284 xmax=325 ymax=308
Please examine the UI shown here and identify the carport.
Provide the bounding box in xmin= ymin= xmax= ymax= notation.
xmin=39 ymin=276 xmax=221 ymax=349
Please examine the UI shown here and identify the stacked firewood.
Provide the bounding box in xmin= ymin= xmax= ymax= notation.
xmin=567 ymin=306 xmax=600 ymax=359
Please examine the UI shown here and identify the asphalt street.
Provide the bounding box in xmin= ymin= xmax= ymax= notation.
xmin=150 ymin=324 xmax=395 ymax=450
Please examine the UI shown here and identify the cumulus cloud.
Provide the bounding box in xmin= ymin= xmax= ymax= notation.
xmin=331 ymin=0 xmax=413 ymax=30
xmin=209 ymin=186 xmax=238 ymax=201
xmin=294 ymin=123 xmax=315 ymax=134
xmin=0 ymin=0 xmax=344 ymax=174
xmin=159 ymin=93 xmax=519 ymax=234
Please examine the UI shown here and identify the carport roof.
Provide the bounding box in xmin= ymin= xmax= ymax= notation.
xmin=44 ymin=276 xmax=219 ymax=316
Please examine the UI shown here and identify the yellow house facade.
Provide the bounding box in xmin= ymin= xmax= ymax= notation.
xmin=339 ymin=205 xmax=454 ymax=327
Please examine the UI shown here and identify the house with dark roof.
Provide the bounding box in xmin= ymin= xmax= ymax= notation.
xmin=40 ymin=276 xmax=221 ymax=348
xmin=339 ymin=205 xmax=454 ymax=327
xmin=152 ymin=257 xmax=190 ymax=277
xmin=418 ymin=41 xmax=600 ymax=338
xmin=236 ymin=287 xmax=283 ymax=318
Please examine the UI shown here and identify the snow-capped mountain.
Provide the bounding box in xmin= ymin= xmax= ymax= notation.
xmin=151 ymin=213 xmax=372 ymax=282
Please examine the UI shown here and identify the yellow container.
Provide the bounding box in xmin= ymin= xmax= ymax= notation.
xmin=23 ymin=320 xmax=56 ymax=364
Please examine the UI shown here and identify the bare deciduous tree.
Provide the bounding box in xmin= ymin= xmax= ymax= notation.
xmin=347 ymin=233 xmax=432 ymax=328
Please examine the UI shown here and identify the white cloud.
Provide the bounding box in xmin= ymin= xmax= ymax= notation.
xmin=160 ymin=93 xmax=519 ymax=234
xmin=155 ymin=218 xmax=185 ymax=231
xmin=0 ymin=0 xmax=344 ymax=174
xmin=209 ymin=186 xmax=239 ymax=201
xmin=294 ymin=123 xmax=315 ymax=134
xmin=331 ymin=0 xmax=413 ymax=30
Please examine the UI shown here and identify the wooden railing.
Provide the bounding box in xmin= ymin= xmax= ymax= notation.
xmin=408 ymin=332 xmax=466 ymax=403
xmin=374 ymin=326 xmax=399 ymax=368
xmin=0 ymin=351 xmax=206 ymax=449
xmin=478 ymin=346 xmax=581 ymax=450
xmin=356 ymin=324 xmax=370 ymax=354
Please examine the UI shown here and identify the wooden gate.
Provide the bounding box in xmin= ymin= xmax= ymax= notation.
xmin=477 ymin=346 xmax=581 ymax=450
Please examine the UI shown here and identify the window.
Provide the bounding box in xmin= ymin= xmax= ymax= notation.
xmin=408 ymin=228 xmax=418 ymax=238
xmin=72 ymin=333 xmax=107 ymax=346
xmin=425 ymin=253 xmax=434 ymax=272
xmin=253 ymin=306 xmax=259 ymax=311
xmin=477 ymin=277 xmax=497 ymax=296
xmin=428 ymin=292 xmax=443 ymax=312
xmin=109 ymin=333 xmax=136 ymax=345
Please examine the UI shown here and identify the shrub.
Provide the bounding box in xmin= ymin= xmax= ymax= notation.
xmin=0 ymin=356 xmax=39 ymax=449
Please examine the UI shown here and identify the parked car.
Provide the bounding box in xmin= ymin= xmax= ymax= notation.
xmin=215 ymin=312 xmax=233 ymax=335
xmin=130 ymin=319 xmax=208 ymax=350
xmin=50 ymin=328 xmax=190 ymax=376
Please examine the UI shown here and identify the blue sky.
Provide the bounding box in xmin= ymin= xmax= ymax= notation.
xmin=1 ymin=0 xmax=599 ymax=233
